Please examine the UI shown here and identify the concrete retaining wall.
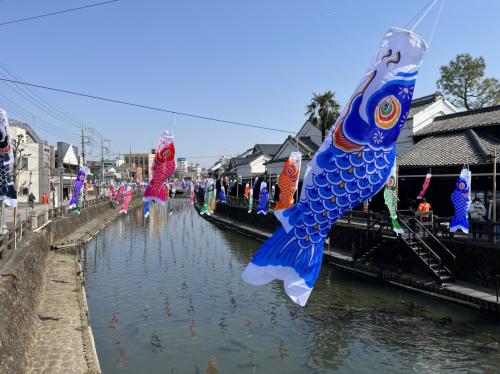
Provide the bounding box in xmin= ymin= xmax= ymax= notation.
xmin=0 ymin=234 xmax=49 ymax=373
xmin=0 ymin=197 xmax=140 ymax=373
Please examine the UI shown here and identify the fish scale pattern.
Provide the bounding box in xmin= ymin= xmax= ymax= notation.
xmin=242 ymin=27 xmax=428 ymax=306
xmin=450 ymin=170 xmax=471 ymax=233
xmin=290 ymin=145 xmax=394 ymax=251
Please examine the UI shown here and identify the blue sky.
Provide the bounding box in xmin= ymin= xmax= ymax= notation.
xmin=0 ymin=0 xmax=499 ymax=167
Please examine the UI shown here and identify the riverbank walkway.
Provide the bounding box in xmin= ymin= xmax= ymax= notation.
xmin=27 ymin=252 xmax=90 ymax=374
xmin=26 ymin=194 xmax=143 ymax=374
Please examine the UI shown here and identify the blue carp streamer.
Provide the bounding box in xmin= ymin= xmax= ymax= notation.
xmin=450 ymin=168 xmax=471 ymax=234
xmin=242 ymin=28 xmax=428 ymax=306
xmin=257 ymin=182 xmax=269 ymax=215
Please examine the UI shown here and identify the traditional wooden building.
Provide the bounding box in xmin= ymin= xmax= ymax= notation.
xmin=265 ymin=120 xmax=321 ymax=179
xmin=397 ymin=104 xmax=500 ymax=217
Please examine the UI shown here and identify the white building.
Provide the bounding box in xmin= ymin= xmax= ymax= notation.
xmin=396 ymin=92 xmax=457 ymax=155
xmin=266 ymin=120 xmax=321 ymax=179
xmin=8 ymin=121 xmax=51 ymax=203
xmin=177 ymin=158 xmax=189 ymax=171
xmin=228 ymin=144 xmax=281 ymax=179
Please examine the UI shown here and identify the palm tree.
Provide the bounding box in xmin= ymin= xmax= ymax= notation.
xmin=305 ymin=91 xmax=340 ymax=142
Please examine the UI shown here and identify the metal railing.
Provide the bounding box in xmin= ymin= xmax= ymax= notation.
xmin=413 ymin=218 xmax=456 ymax=271
xmin=433 ymin=215 xmax=500 ymax=244
xmin=48 ymin=195 xmax=110 ymax=218
xmin=0 ymin=216 xmax=32 ymax=259
xmin=399 ymin=218 xmax=445 ymax=281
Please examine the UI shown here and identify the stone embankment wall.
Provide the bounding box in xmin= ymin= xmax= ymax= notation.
xmin=0 ymin=196 xmax=142 ymax=373
xmin=0 ymin=233 xmax=49 ymax=374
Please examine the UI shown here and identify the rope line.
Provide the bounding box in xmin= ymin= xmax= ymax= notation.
xmin=410 ymin=0 xmax=439 ymax=32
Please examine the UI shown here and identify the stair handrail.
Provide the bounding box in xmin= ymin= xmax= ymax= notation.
xmin=399 ymin=219 xmax=442 ymax=265
xmin=413 ymin=218 xmax=456 ymax=267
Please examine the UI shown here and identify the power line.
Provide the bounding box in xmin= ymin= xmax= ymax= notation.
xmin=0 ymin=94 xmax=80 ymax=140
xmin=0 ymin=80 xmax=82 ymax=137
xmin=0 ymin=78 xmax=295 ymax=134
xmin=0 ymin=64 xmax=82 ymax=128
xmin=0 ymin=0 xmax=120 ymax=27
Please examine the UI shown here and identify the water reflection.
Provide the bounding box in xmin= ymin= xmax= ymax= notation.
xmin=84 ymin=200 xmax=500 ymax=373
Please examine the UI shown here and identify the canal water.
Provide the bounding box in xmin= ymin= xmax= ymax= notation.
xmin=84 ymin=200 xmax=500 ymax=373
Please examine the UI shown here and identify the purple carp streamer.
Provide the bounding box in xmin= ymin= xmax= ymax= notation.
xmin=0 ymin=109 xmax=17 ymax=207
xmin=242 ymin=28 xmax=428 ymax=306
xmin=69 ymin=169 xmax=86 ymax=211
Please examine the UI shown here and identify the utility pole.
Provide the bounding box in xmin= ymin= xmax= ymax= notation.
xmin=129 ymin=144 xmax=132 ymax=181
xmin=80 ymin=125 xmax=92 ymax=169
xmin=81 ymin=126 xmax=86 ymax=168
xmin=101 ymin=137 xmax=104 ymax=195
xmin=100 ymin=137 xmax=110 ymax=196
xmin=59 ymin=166 xmax=64 ymax=208
xmin=493 ymin=149 xmax=497 ymax=243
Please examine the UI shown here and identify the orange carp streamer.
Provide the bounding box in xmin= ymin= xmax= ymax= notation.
xmin=275 ymin=152 xmax=301 ymax=211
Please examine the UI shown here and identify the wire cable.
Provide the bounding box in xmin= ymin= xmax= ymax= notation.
xmin=0 ymin=0 xmax=120 ymax=27
xmin=0 ymin=96 xmax=80 ymax=141
xmin=0 ymin=64 xmax=83 ymax=128
xmin=0 ymin=80 xmax=81 ymax=137
xmin=0 ymin=78 xmax=295 ymax=134
xmin=0 ymin=101 xmax=80 ymax=141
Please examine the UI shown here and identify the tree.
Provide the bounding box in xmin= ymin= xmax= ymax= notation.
xmin=305 ymin=91 xmax=341 ymax=142
xmin=437 ymin=53 xmax=500 ymax=110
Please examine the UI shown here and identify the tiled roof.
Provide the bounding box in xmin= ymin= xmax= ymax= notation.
xmin=268 ymin=136 xmax=319 ymax=164
xmin=415 ymin=104 xmax=500 ymax=136
xmin=253 ymin=144 xmax=281 ymax=156
xmin=408 ymin=92 xmax=442 ymax=119
xmin=398 ymin=129 xmax=500 ymax=167
xmin=298 ymin=136 xmax=319 ymax=153
xmin=230 ymin=152 xmax=266 ymax=167
xmin=237 ymin=148 xmax=254 ymax=158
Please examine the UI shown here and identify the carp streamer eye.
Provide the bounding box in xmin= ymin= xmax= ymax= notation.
xmin=375 ymin=95 xmax=401 ymax=129
xmin=387 ymin=176 xmax=396 ymax=189
xmin=157 ymin=148 xmax=170 ymax=163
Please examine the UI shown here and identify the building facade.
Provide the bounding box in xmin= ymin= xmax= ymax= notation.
xmin=8 ymin=120 xmax=51 ymax=203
